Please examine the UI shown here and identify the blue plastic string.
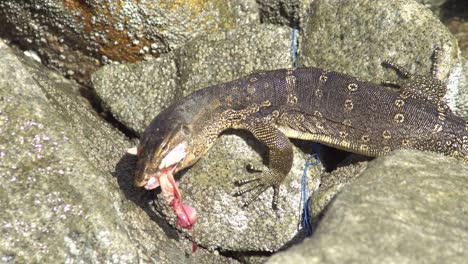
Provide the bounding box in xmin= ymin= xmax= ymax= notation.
xmin=301 ymin=153 xmax=320 ymax=236
xmin=291 ymin=26 xmax=300 ymax=67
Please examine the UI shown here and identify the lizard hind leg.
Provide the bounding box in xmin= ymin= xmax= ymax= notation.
xmin=381 ymin=48 xmax=447 ymax=104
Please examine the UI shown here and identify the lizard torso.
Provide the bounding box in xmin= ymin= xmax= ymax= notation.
xmin=135 ymin=50 xmax=467 ymax=209
xmin=195 ymin=67 xmax=466 ymax=161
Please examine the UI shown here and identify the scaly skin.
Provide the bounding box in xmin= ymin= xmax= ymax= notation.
xmin=135 ymin=49 xmax=467 ymax=208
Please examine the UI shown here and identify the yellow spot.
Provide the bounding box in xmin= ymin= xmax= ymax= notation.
xmin=382 ymin=146 xmax=391 ymax=152
xmin=382 ymin=130 xmax=391 ymax=139
xmin=295 ymin=114 xmax=305 ymax=122
xmin=247 ymin=85 xmax=256 ymax=94
xmin=339 ymin=131 xmax=348 ymax=138
xmin=344 ymin=99 xmax=354 ymax=112
xmin=394 ymin=113 xmax=405 ymax=123
xmin=395 ymin=99 xmax=405 ymax=108
xmin=361 ymin=135 xmax=370 ymax=142
xmin=347 ymin=83 xmax=358 ymax=92
xmin=342 ymin=119 xmax=352 ymax=126
xmin=225 ymin=95 xmax=233 ymax=104
xmin=400 ymin=91 xmax=411 ymax=99
xmin=313 ymin=111 xmax=322 ymax=118
xmin=288 ymin=94 xmax=298 ymax=105
xmin=433 ymin=124 xmax=443 ymax=133
xmin=437 ymin=102 xmax=449 ymax=112
xmin=438 ymin=112 xmax=446 ymax=121
xmin=319 ymin=74 xmax=328 ymax=83
xmin=315 ymin=89 xmax=323 ymax=98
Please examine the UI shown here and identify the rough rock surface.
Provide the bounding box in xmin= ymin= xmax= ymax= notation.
xmin=92 ymin=0 xmax=467 ymax=258
xmin=267 ymin=150 xmax=468 ymax=263
xmin=154 ymin=132 xmax=321 ymax=251
xmin=0 ymin=0 xmax=260 ymax=84
xmin=1 ymin=0 xmax=467 ymax=262
xmin=92 ymin=54 xmax=179 ymax=135
xmin=256 ymin=0 xmax=315 ymax=26
xmin=301 ymin=0 xmax=467 ymax=116
xmin=0 ymin=40 xmax=237 ymax=263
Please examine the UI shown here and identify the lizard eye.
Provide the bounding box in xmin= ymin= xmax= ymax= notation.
xmin=161 ymin=141 xmax=170 ymax=151
xmin=181 ymin=125 xmax=191 ymax=136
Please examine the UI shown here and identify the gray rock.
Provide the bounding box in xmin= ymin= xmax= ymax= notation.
xmin=0 ymin=0 xmax=260 ymax=84
xmin=415 ymin=0 xmax=448 ymax=11
xmin=176 ymin=24 xmax=294 ymax=96
xmin=300 ymin=0 xmax=467 ymax=115
xmin=92 ymin=0 xmax=467 ymax=256
xmin=256 ymin=0 xmax=314 ymax=26
xmin=310 ymin=158 xmax=369 ymax=221
xmin=0 ymin=40 xmax=237 ymax=263
xmin=92 ymin=54 xmax=180 ymax=135
xmin=448 ymin=56 xmax=468 ymax=117
xmin=267 ymin=150 xmax=468 ymax=264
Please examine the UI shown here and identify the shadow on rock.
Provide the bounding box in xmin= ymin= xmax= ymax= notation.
xmin=113 ymin=152 xmax=180 ymax=240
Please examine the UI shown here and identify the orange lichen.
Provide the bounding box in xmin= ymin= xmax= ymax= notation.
xmin=63 ymin=0 xmax=153 ymax=62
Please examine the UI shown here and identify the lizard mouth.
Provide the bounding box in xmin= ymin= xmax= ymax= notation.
xmin=143 ymin=164 xmax=177 ymax=190
xmin=143 ymin=142 xmax=187 ymax=190
xmin=140 ymin=142 xmax=197 ymax=233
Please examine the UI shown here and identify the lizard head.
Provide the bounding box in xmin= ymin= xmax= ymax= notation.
xmin=133 ymin=93 xmax=215 ymax=190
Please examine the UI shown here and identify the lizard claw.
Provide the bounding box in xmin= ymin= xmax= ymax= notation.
xmin=233 ymin=169 xmax=282 ymax=209
xmin=241 ymin=185 xmax=269 ymax=208
xmin=245 ymin=163 xmax=263 ymax=172
xmin=234 ymin=176 xmax=260 ymax=185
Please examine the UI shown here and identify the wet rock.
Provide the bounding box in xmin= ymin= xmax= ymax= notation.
xmin=92 ymin=54 xmax=179 ymax=135
xmin=267 ymin=150 xmax=468 ymax=264
xmin=300 ymin=0 xmax=467 ymax=115
xmin=0 ymin=40 xmax=238 ymax=263
xmin=154 ymin=132 xmax=322 ymax=251
xmin=0 ymin=0 xmax=260 ymax=85
xmin=92 ymin=0 xmax=467 ymax=257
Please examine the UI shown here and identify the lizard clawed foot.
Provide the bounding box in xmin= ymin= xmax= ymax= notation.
xmin=233 ymin=169 xmax=281 ymax=209
xmin=381 ymin=49 xmax=447 ymax=104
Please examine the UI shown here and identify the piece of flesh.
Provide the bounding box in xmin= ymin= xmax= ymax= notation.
xmin=157 ymin=164 xmax=198 ymax=251
xmin=157 ymin=164 xmax=198 ymax=228
xmin=137 ymin=142 xmax=198 ymax=251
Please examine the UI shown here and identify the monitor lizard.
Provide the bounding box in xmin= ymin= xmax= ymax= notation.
xmin=132 ymin=49 xmax=467 ymax=230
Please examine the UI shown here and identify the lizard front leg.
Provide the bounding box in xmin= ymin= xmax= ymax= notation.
xmin=233 ymin=120 xmax=294 ymax=209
